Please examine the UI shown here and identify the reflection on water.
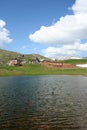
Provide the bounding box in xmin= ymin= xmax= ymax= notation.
xmin=0 ymin=75 xmax=87 ymax=130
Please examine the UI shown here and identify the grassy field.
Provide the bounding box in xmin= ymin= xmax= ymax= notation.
xmin=63 ymin=59 xmax=87 ymax=64
xmin=0 ymin=64 xmax=87 ymax=76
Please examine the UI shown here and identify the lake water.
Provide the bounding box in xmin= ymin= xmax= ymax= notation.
xmin=0 ymin=75 xmax=87 ymax=130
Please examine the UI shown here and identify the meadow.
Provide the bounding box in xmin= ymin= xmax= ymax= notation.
xmin=0 ymin=63 xmax=87 ymax=77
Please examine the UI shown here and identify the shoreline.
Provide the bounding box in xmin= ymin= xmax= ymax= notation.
xmin=0 ymin=64 xmax=87 ymax=77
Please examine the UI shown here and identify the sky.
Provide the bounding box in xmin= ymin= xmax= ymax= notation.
xmin=0 ymin=0 xmax=87 ymax=58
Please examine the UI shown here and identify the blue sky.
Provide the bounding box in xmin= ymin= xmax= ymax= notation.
xmin=0 ymin=0 xmax=87 ymax=58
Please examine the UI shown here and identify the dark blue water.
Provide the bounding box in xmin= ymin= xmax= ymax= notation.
xmin=0 ymin=75 xmax=87 ymax=130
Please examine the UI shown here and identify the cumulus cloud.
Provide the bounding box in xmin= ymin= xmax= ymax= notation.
xmin=29 ymin=14 xmax=87 ymax=45
xmin=0 ymin=20 xmax=12 ymax=48
xmin=43 ymin=42 xmax=87 ymax=58
xmin=29 ymin=0 xmax=87 ymax=57
xmin=72 ymin=0 xmax=87 ymax=14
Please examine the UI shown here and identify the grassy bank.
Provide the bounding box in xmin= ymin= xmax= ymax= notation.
xmin=0 ymin=64 xmax=87 ymax=76
xmin=63 ymin=59 xmax=87 ymax=64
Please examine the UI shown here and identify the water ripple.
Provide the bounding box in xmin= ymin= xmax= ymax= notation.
xmin=0 ymin=75 xmax=87 ymax=130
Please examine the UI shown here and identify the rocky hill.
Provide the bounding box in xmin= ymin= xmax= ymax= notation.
xmin=0 ymin=49 xmax=49 ymax=65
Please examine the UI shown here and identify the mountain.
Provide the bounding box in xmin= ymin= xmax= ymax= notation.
xmin=0 ymin=49 xmax=49 ymax=65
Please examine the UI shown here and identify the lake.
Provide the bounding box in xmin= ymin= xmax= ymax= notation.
xmin=0 ymin=75 xmax=87 ymax=130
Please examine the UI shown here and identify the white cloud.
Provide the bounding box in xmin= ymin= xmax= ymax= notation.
xmin=72 ymin=0 xmax=87 ymax=14
xmin=0 ymin=20 xmax=12 ymax=48
xmin=43 ymin=42 xmax=87 ymax=58
xmin=29 ymin=0 xmax=87 ymax=57
xmin=29 ymin=14 xmax=87 ymax=45
xmin=0 ymin=20 xmax=6 ymax=28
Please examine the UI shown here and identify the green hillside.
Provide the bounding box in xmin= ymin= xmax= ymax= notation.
xmin=63 ymin=59 xmax=87 ymax=64
xmin=0 ymin=49 xmax=87 ymax=76
xmin=0 ymin=49 xmax=20 ymax=65
xmin=0 ymin=49 xmax=87 ymax=65
xmin=0 ymin=49 xmax=49 ymax=65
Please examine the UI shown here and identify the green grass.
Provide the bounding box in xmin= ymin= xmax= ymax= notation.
xmin=63 ymin=59 xmax=87 ymax=64
xmin=0 ymin=64 xmax=87 ymax=76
